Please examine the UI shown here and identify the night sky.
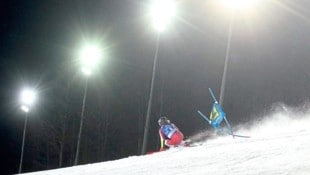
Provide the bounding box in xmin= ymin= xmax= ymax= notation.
xmin=1 ymin=0 xmax=310 ymax=174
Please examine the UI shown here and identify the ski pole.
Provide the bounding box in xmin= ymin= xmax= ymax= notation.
xmin=208 ymin=88 xmax=218 ymax=103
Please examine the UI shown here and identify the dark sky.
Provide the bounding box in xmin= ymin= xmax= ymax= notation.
xmin=1 ymin=0 xmax=310 ymax=174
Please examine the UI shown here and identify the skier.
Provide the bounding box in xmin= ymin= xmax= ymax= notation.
xmin=158 ymin=116 xmax=185 ymax=151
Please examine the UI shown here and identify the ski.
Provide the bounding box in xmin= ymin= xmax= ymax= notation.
xmin=230 ymin=134 xmax=251 ymax=138
xmin=147 ymin=141 xmax=200 ymax=154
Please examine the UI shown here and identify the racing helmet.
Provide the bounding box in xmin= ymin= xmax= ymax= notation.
xmin=158 ymin=116 xmax=170 ymax=126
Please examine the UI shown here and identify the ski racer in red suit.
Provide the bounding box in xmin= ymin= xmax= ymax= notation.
xmin=158 ymin=116 xmax=184 ymax=151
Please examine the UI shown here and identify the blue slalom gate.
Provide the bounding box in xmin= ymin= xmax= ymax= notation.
xmin=197 ymin=88 xmax=250 ymax=138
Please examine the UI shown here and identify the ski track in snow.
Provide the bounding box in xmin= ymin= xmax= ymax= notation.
xmin=23 ymin=111 xmax=310 ymax=175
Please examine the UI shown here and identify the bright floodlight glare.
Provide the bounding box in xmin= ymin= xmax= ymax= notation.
xmin=79 ymin=45 xmax=101 ymax=71
xmin=150 ymin=0 xmax=176 ymax=32
xmin=81 ymin=67 xmax=92 ymax=76
xmin=221 ymin=0 xmax=260 ymax=11
xmin=20 ymin=89 xmax=36 ymax=106
xmin=20 ymin=105 xmax=29 ymax=113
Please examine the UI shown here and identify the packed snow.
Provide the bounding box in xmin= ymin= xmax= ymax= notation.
xmin=23 ymin=106 xmax=310 ymax=175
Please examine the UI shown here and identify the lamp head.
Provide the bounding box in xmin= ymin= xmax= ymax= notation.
xmin=149 ymin=0 xmax=177 ymax=32
xmin=20 ymin=88 xmax=36 ymax=113
xmin=79 ymin=44 xmax=102 ymax=76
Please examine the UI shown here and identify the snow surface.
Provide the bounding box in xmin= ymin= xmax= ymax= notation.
xmin=22 ymin=107 xmax=310 ymax=175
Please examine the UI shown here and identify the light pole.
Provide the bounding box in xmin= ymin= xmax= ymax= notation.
xmin=141 ymin=0 xmax=176 ymax=155
xmin=219 ymin=13 xmax=234 ymax=106
xmin=74 ymin=44 xmax=102 ymax=165
xmin=18 ymin=88 xmax=36 ymax=173
xmin=218 ymin=0 xmax=260 ymax=105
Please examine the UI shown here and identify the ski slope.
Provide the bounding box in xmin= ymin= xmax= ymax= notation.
xmin=23 ymin=107 xmax=310 ymax=175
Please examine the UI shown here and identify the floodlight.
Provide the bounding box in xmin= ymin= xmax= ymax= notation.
xmin=81 ymin=67 xmax=92 ymax=76
xmin=220 ymin=0 xmax=260 ymax=11
xmin=20 ymin=105 xmax=29 ymax=113
xmin=20 ymin=89 xmax=36 ymax=106
xmin=18 ymin=88 xmax=37 ymax=172
xmin=79 ymin=44 xmax=102 ymax=75
xmin=149 ymin=0 xmax=176 ymax=32
xmin=74 ymin=43 xmax=103 ymax=164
